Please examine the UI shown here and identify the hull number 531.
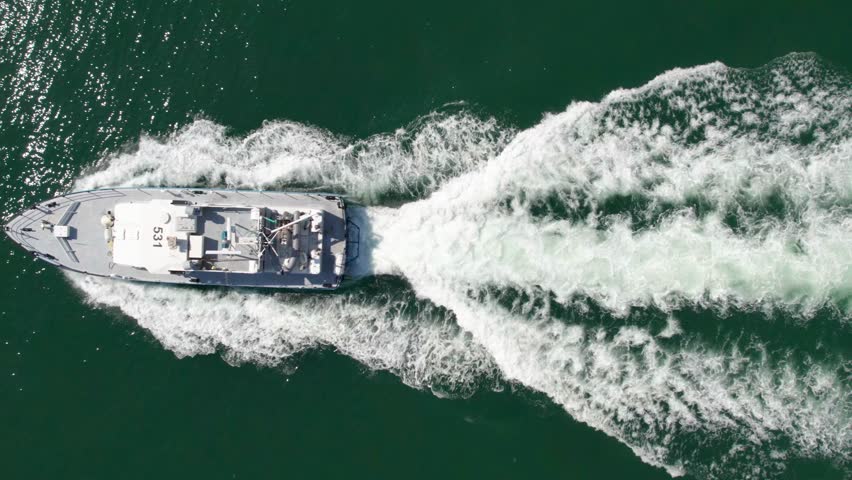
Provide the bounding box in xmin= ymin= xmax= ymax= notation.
xmin=153 ymin=226 xmax=163 ymax=247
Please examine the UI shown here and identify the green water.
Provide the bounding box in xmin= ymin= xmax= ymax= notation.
xmin=1 ymin=1 xmax=851 ymax=479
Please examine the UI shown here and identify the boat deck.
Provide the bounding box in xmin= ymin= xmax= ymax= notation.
xmin=4 ymin=188 xmax=349 ymax=289
xmin=198 ymin=206 xmax=260 ymax=272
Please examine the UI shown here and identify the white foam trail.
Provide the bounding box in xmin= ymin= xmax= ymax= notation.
xmin=657 ymin=315 xmax=682 ymax=339
xmin=430 ymin=55 xmax=851 ymax=219
xmin=368 ymin=206 xmax=852 ymax=316
xmin=67 ymin=269 xmax=850 ymax=478
xmin=406 ymin=282 xmax=850 ymax=477
xmin=356 ymin=54 xmax=852 ymax=317
xmin=75 ymin=111 xmax=514 ymax=203
xmin=68 ymin=54 xmax=851 ymax=478
xmin=70 ymin=274 xmax=497 ymax=395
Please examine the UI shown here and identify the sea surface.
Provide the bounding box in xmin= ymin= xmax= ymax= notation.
xmin=1 ymin=1 xmax=850 ymax=479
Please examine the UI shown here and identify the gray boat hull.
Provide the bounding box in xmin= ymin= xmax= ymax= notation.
xmin=4 ymin=188 xmax=354 ymax=290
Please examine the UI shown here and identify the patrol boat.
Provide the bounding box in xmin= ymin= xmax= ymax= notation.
xmin=3 ymin=188 xmax=359 ymax=289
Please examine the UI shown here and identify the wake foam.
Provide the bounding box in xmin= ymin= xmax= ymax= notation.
xmin=367 ymin=205 xmax=852 ymax=317
xmin=68 ymin=53 xmax=852 ymax=478
xmin=68 ymin=270 xmax=851 ymax=478
xmin=408 ymin=283 xmax=850 ymax=477
xmin=430 ymin=53 xmax=851 ymax=231
xmin=71 ymin=274 xmax=498 ymax=396
xmin=75 ymin=108 xmax=514 ymax=204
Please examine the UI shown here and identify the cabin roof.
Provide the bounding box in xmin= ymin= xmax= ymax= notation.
xmin=112 ymin=200 xmax=196 ymax=274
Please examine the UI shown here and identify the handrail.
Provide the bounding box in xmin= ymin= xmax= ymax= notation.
xmin=61 ymin=186 xmax=348 ymax=199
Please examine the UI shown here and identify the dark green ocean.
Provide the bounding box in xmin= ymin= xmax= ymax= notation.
xmin=1 ymin=1 xmax=850 ymax=479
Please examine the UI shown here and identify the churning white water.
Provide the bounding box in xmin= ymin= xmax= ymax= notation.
xmin=70 ymin=54 xmax=851 ymax=478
